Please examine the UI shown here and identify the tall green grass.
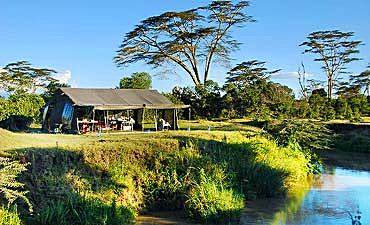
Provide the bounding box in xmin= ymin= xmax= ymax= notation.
xmin=0 ymin=206 xmax=23 ymax=225
xmin=185 ymin=169 xmax=244 ymax=223
xmin=26 ymin=194 xmax=135 ymax=225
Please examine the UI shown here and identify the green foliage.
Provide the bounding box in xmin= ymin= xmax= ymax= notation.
xmin=190 ymin=136 xmax=311 ymax=197
xmin=0 ymin=93 xmax=45 ymax=130
xmin=223 ymin=60 xmax=294 ymax=119
xmin=293 ymin=91 xmax=370 ymax=121
xmin=0 ymin=156 xmax=32 ymax=212
xmin=350 ymin=64 xmax=370 ymax=96
xmin=185 ymin=169 xmax=244 ymax=224
xmin=27 ymin=194 xmax=135 ymax=225
xmin=0 ymin=98 xmax=11 ymax=122
xmin=167 ymin=80 xmax=223 ymax=119
xmin=265 ymin=120 xmax=332 ymax=151
xmin=0 ymin=206 xmax=23 ymax=225
xmin=7 ymin=94 xmax=45 ymax=119
xmin=119 ymin=72 xmax=152 ymax=89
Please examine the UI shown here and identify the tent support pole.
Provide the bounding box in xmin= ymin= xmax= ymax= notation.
xmin=106 ymin=110 xmax=109 ymax=134
xmin=173 ymin=109 xmax=176 ymax=130
xmin=142 ymin=108 xmax=145 ymax=132
xmin=188 ymin=108 xmax=191 ymax=131
xmin=77 ymin=118 xmax=80 ymax=134
xmin=92 ymin=109 xmax=95 ymax=132
xmin=155 ymin=109 xmax=158 ymax=131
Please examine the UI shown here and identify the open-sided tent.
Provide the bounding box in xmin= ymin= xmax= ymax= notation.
xmin=42 ymin=88 xmax=190 ymax=133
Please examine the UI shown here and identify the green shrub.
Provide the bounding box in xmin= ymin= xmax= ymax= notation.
xmin=185 ymin=169 xmax=244 ymax=224
xmin=186 ymin=135 xmax=311 ymax=198
xmin=0 ymin=93 xmax=44 ymax=130
xmin=264 ymin=120 xmax=332 ymax=151
xmin=0 ymin=206 xmax=23 ymax=225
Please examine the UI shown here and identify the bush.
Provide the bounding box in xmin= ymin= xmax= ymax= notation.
xmin=0 ymin=206 xmax=23 ymax=225
xmin=264 ymin=120 xmax=332 ymax=152
xmin=0 ymin=94 xmax=44 ymax=130
xmin=185 ymin=169 xmax=244 ymax=224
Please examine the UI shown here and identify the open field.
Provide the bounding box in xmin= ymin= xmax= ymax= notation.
xmin=0 ymin=128 xmax=95 ymax=151
xmin=1 ymin=119 xmax=261 ymax=151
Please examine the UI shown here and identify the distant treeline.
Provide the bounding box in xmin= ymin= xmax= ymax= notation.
xmin=164 ymin=60 xmax=370 ymax=122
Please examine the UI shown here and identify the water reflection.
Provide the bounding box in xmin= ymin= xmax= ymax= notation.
xmin=241 ymin=167 xmax=370 ymax=225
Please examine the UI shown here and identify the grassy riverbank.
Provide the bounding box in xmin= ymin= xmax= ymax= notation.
xmin=0 ymin=123 xmax=313 ymax=224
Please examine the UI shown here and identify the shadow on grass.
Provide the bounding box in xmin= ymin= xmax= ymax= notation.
xmin=329 ymin=123 xmax=370 ymax=153
xmin=9 ymin=147 xmax=135 ymax=225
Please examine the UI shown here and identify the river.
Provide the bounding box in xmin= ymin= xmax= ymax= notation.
xmin=241 ymin=166 xmax=370 ymax=225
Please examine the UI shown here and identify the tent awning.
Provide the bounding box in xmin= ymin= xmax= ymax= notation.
xmin=90 ymin=104 xmax=190 ymax=111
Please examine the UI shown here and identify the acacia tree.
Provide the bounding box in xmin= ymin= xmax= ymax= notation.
xmin=114 ymin=1 xmax=254 ymax=86
xmin=223 ymin=60 xmax=287 ymax=118
xmin=350 ymin=64 xmax=370 ymax=96
xmin=0 ymin=61 xmax=57 ymax=94
xmin=300 ymin=30 xmax=362 ymax=99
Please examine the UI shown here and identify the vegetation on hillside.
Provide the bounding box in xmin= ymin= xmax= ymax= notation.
xmin=0 ymin=128 xmax=312 ymax=224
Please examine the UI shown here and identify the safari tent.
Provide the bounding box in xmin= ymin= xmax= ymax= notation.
xmin=42 ymin=88 xmax=190 ymax=133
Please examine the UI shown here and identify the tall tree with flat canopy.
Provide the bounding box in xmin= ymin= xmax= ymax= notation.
xmin=350 ymin=64 xmax=370 ymax=96
xmin=114 ymin=1 xmax=254 ymax=86
xmin=300 ymin=30 xmax=362 ymax=99
xmin=0 ymin=61 xmax=57 ymax=94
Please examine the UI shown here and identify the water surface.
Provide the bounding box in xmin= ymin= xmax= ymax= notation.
xmin=241 ymin=167 xmax=370 ymax=225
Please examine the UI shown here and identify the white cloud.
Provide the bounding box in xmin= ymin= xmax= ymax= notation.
xmin=272 ymin=71 xmax=314 ymax=80
xmin=69 ymin=80 xmax=78 ymax=88
xmin=54 ymin=70 xmax=72 ymax=84
xmin=0 ymin=68 xmax=7 ymax=73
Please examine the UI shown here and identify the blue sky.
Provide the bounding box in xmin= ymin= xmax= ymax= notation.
xmin=1 ymin=0 xmax=370 ymax=95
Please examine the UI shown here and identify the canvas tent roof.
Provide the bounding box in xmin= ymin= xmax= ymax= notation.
xmin=59 ymin=88 xmax=189 ymax=110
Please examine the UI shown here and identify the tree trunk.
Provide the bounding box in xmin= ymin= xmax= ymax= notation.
xmin=328 ymin=78 xmax=333 ymax=99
